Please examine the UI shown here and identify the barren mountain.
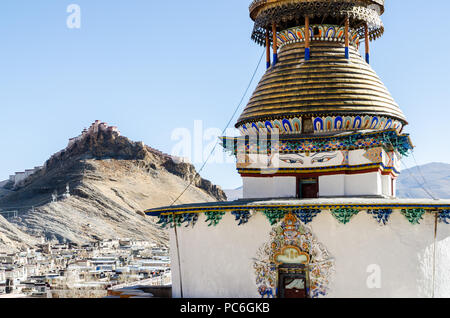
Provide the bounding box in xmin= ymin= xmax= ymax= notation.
xmin=397 ymin=162 xmax=450 ymax=199
xmin=0 ymin=215 xmax=38 ymax=253
xmin=0 ymin=121 xmax=226 ymax=250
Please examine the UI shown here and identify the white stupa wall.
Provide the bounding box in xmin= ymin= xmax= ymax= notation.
xmin=169 ymin=211 xmax=450 ymax=298
xmin=319 ymin=175 xmax=346 ymax=197
xmin=243 ymin=177 xmax=297 ymax=199
xmin=240 ymin=147 xmax=398 ymax=199
xmin=242 ymin=172 xmax=395 ymax=199
xmin=344 ymin=172 xmax=382 ymax=196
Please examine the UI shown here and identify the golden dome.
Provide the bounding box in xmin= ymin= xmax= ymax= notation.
xmin=236 ymin=41 xmax=407 ymax=129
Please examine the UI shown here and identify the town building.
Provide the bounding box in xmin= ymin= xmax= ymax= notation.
xmin=0 ymin=239 xmax=169 ymax=298
xmin=146 ymin=0 xmax=450 ymax=298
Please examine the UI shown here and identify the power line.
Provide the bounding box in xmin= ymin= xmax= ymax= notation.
xmin=169 ymin=50 xmax=265 ymax=207
xmin=400 ymin=158 xmax=438 ymax=200
xmin=411 ymin=151 xmax=438 ymax=199
xmin=384 ymin=139 xmax=438 ymax=200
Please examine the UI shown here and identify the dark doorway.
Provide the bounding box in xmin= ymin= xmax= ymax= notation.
xmin=277 ymin=264 xmax=309 ymax=298
xmin=297 ymin=178 xmax=318 ymax=199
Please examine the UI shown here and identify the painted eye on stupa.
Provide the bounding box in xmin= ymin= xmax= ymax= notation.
xmin=311 ymin=154 xmax=337 ymax=164
xmin=280 ymin=158 xmax=304 ymax=164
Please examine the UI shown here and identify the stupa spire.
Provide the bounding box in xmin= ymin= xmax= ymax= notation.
xmin=250 ymin=0 xmax=385 ymax=66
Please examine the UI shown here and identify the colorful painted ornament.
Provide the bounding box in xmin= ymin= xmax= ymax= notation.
xmin=331 ymin=208 xmax=360 ymax=224
xmin=367 ymin=209 xmax=393 ymax=225
xmin=401 ymin=209 xmax=426 ymax=225
xmin=231 ymin=210 xmax=252 ymax=226
xmin=438 ymin=210 xmax=450 ymax=224
xmin=292 ymin=209 xmax=321 ymax=224
xmin=204 ymin=211 xmax=226 ymax=227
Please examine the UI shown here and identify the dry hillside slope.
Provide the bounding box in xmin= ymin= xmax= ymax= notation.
xmin=0 ymin=121 xmax=226 ymax=250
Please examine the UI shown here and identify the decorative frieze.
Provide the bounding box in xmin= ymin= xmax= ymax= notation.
xmin=221 ymin=129 xmax=413 ymax=157
xmin=150 ymin=203 xmax=450 ymax=229
xmin=276 ymin=25 xmax=360 ymax=50
xmin=237 ymin=116 xmax=403 ymax=136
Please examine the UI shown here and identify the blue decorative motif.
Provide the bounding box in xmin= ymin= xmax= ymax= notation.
xmin=181 ymin=213 xmax=199 ymax=228
xmin=438 ymin=210 xmax=450 ymax=224
xmin=282 ymin=119 xmax=293 ymax=133
xmin=370 ymin=117 xmax=379 ymax=129
xmin=384 ymin=119 xmax=393 ymax=130
xmin=353 ymin=116 xmax=362 ymax=129
xmin=313 ymin=118 xmax=324 ymax=131
xmin=265 ymin=121 xmax=273 ymax=132
xmin=251 ymin=122 xmax=259 ymax=133
xmin=367 ymin=209 xmax=393 ymax=225
xmin=292 ymin=209 xmax=321 ymax=224
xmin=334 ymin=116 xmax=343 ymax=130
xmin=325 ymin=26 xmax=335 ymax=38
xmin=258 ymin=285 xmax=274 ymax=298
xmin=231 ymin=210 xmax=252 ymax=226
xmin=311 ymin=289 xmax=326 ymax=298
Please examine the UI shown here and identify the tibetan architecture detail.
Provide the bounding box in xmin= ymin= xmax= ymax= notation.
xmin=254 ymin=213 xmax=335 ymax=298
xmin=146 ymin=0 xmax=450 ymax=298
xmin=367 ymin=209 xmax=393 ymax=225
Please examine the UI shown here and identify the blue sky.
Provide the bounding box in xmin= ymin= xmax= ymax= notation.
xmin=0 ymin=0 xmax=449 ymax=190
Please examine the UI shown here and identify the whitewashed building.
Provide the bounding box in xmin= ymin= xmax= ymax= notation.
xmin=146 ymin=0 xmax=450 ymax=298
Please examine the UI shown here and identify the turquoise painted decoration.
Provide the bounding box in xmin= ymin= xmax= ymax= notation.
xmin=231 ymin=210 xmax=252 ymax=226
xmin=331 ymin=208 xmax=359 ymax=224
xmin=204 ymin=211 xmax=226 ymax=227
xmin=157 ymin=214 xmax=183 ymax=228
xmin=292 ymin=209 xmax=321 ymax=224
xmin=157 ymin=214 xmax=171 ymax=229
xmin=401 ymin=209 xmax=426 ymax=225
xmin=367 ymin=209 xmax=393 ymax=225
xmin=263 ymin=209 xmax=287 ymax=225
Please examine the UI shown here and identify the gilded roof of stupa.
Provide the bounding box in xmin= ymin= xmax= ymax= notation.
xmin=236 ymin=41 xmax=407 ymax=128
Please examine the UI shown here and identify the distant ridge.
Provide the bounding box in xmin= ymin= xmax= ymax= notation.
xmin=397 ymin=162 xmax=450 ymax=199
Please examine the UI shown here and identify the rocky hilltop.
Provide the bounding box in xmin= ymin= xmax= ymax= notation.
xmin=0 ymin=121 xmax=226 ymax=250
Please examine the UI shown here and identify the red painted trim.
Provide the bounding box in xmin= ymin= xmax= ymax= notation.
xmin=240 ymin=167 xmax=398 ymax=178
